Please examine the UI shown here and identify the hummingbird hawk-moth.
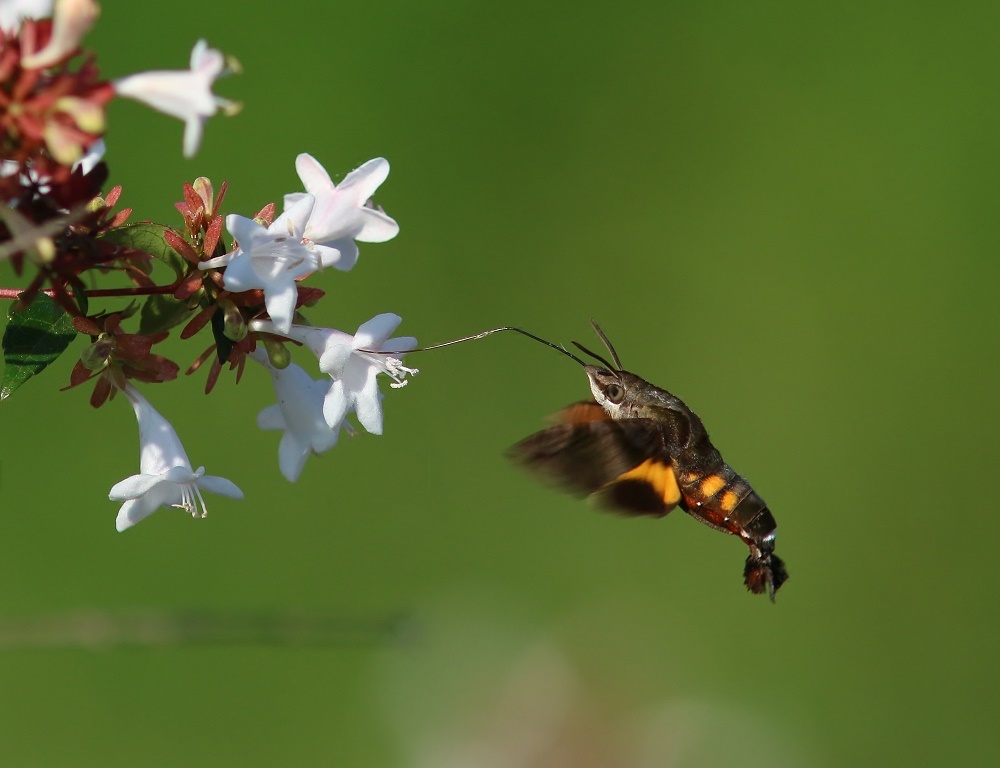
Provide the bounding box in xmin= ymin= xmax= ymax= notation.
xmin=509 ymin=322 xmax=788 ymax=600
xmin=395 ymin=323 xmax=789 ymax=600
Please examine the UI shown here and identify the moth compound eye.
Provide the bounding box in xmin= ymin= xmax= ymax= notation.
xmin=604 ymin=382 xmax=625 ymax=403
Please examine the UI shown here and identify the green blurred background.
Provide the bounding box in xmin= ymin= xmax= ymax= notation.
xmin=2 ymin=1 xmax=999 ymax=765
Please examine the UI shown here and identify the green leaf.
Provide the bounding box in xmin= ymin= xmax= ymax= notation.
xmin=1 ymin=294 xmax=78 ymax=401
xmin=98 ymin=223 xmax=187 ymax=278
xmin=211 ymin=304 xmax=235 ymax=364
xmin=138 ymin=293 xmax=194 ymax=335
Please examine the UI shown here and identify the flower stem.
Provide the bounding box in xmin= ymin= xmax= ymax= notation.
xmin=0 ymin=284 xmax=179 ymax=300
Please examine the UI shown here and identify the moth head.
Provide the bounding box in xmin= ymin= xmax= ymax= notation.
xmin=585 ymin=365 xmax=631 ymax=417
xmin=573 ymin=322 xmax=636 ymax=417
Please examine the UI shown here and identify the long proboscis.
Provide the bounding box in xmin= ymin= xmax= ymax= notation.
xmin=378 ymin=326 xmax=587 ymax=366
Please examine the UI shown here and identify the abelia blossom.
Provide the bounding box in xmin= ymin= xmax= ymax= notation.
xmin=283 ymin=155 xmax=399 ymax=271
xmin=113 ymin=39 xmax=238 ymax=157
xmin=20 ymin=0 xmax=99 ymax=69
xmin=251 ymin=350 xmax=348 ymax=482
xmin=110 ymin=385 xmax=243 ymax=531
xmin=200 ymin=194 xmax=318 ymax=335
xmin=251 ymin=313 xmax=417 ymax=435
xmin=0 ymin=0 xmax=52 ymax=32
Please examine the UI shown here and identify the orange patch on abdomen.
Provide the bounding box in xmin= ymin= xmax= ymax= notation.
xmin=699 ymin=474 xmax=726 ymax=498
xmin=720 ymin=490 xmax=739 ymax=513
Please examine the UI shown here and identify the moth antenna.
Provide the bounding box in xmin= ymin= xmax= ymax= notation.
xmin=590 ymin=319 xmax=624 ymax=370
xmin=571 ymin=340 xmax=616 ymax=371
xmin=370 ymin=326 xmax=587 ymax=366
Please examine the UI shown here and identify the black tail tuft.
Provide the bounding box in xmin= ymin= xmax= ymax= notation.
xmin=744 ymin=553 xmax=789 ymax=602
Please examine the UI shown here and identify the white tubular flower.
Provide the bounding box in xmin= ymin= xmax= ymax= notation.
xmin=201 ymin=195 xmax=318 ymax=335
xmin=283 ymin=155 xmax=399 ymax=271
xmin=0 ymin=0 xmax=52 ymax=33
xmin=251 ymin=313 xmax=417 ymax=435
xmin=250 ymin=350 xmax=347 ymax=482
xmin=0 ymin=206 xmax=57 ymax=262
xmin=109 ymin=384 xmax=243 ymax=531
xmin=113 ymin=39 xmax=238 ymax=158
xmin=74 ymin=137 xmax=105 ymax=175
xmin=21 ymin=0 xmax=99 ymax=69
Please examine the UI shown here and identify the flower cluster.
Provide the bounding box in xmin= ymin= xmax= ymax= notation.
xmin=0 ymin=1 xmax=418 ymax=530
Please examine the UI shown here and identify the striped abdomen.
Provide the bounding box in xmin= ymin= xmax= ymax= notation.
xmin=677 ymin=465 xmax=774 ymax=544
xmin=676 ymin=461 xmax=787 ymax=598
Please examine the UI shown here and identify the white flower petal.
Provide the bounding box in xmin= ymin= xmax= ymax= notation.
xmin=313 ymin=240 xmax=358 ymax=271
xmin=257 ymin=403 xmax=286 ymax=431
xmin=350 ymin=364 xmax=384 ymax=435
xmin=109 ymin=473 xmax=166 ymax=501
xmin=322 ymin=382 xmax=350 ymax=430
xmin=199 ymin=251 xmax=233 ymax=270
xmin=74 ymin=138 xmax=105 ymax=175
xmin=380 ymin=336 xmax=418 ymax=354
xmin=262 ymin=280 xmax=299 ymax=335
xmin=354 ymin=313 xmax=402 ymax=350
xmin=339 ymin=157 xmax=390 ymax=201
xmin=354 ymin=207 xmax=399 ymax=243
xmin=294 ymin=153 xmax=333 ymax=195
xmin=182 ymin=116 xmax=204 ymax=159
xmin=218 ymin=249 xmax=254 ymax=289
xmin=115 ymin=71 xmax=212 ymax=117
xmin=250 ymin=245 xmax=314 ymax=283
xmin=0 ymin=0 xmax=53 ymax=33
xmin=116 ymin=498 xmax=158 ymax=532
xmin=115 ymin=476 xmax=181 ymax=531
xmin=189 ymin=38 xmax=211 ymax=69
xmin=226 ymin=213 xmax=261 ymax=245
xmin=317 ymin=340 xmax=354 ymax=377
xmin=277 ymin=431 xmax=313 ymax=483
xmin=128 ymin=387 xmax=192 ymax=474
xmin=197 ymin=475 xmax=244 ymax=499
xmin=275 ymin=193 xmax=316 ymax=236
xmin=21 ymin=0 xmax=98 ymax=69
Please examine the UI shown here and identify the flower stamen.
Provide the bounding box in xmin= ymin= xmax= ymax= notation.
xmin=378 ymin=356 xmax=419 ymax=387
